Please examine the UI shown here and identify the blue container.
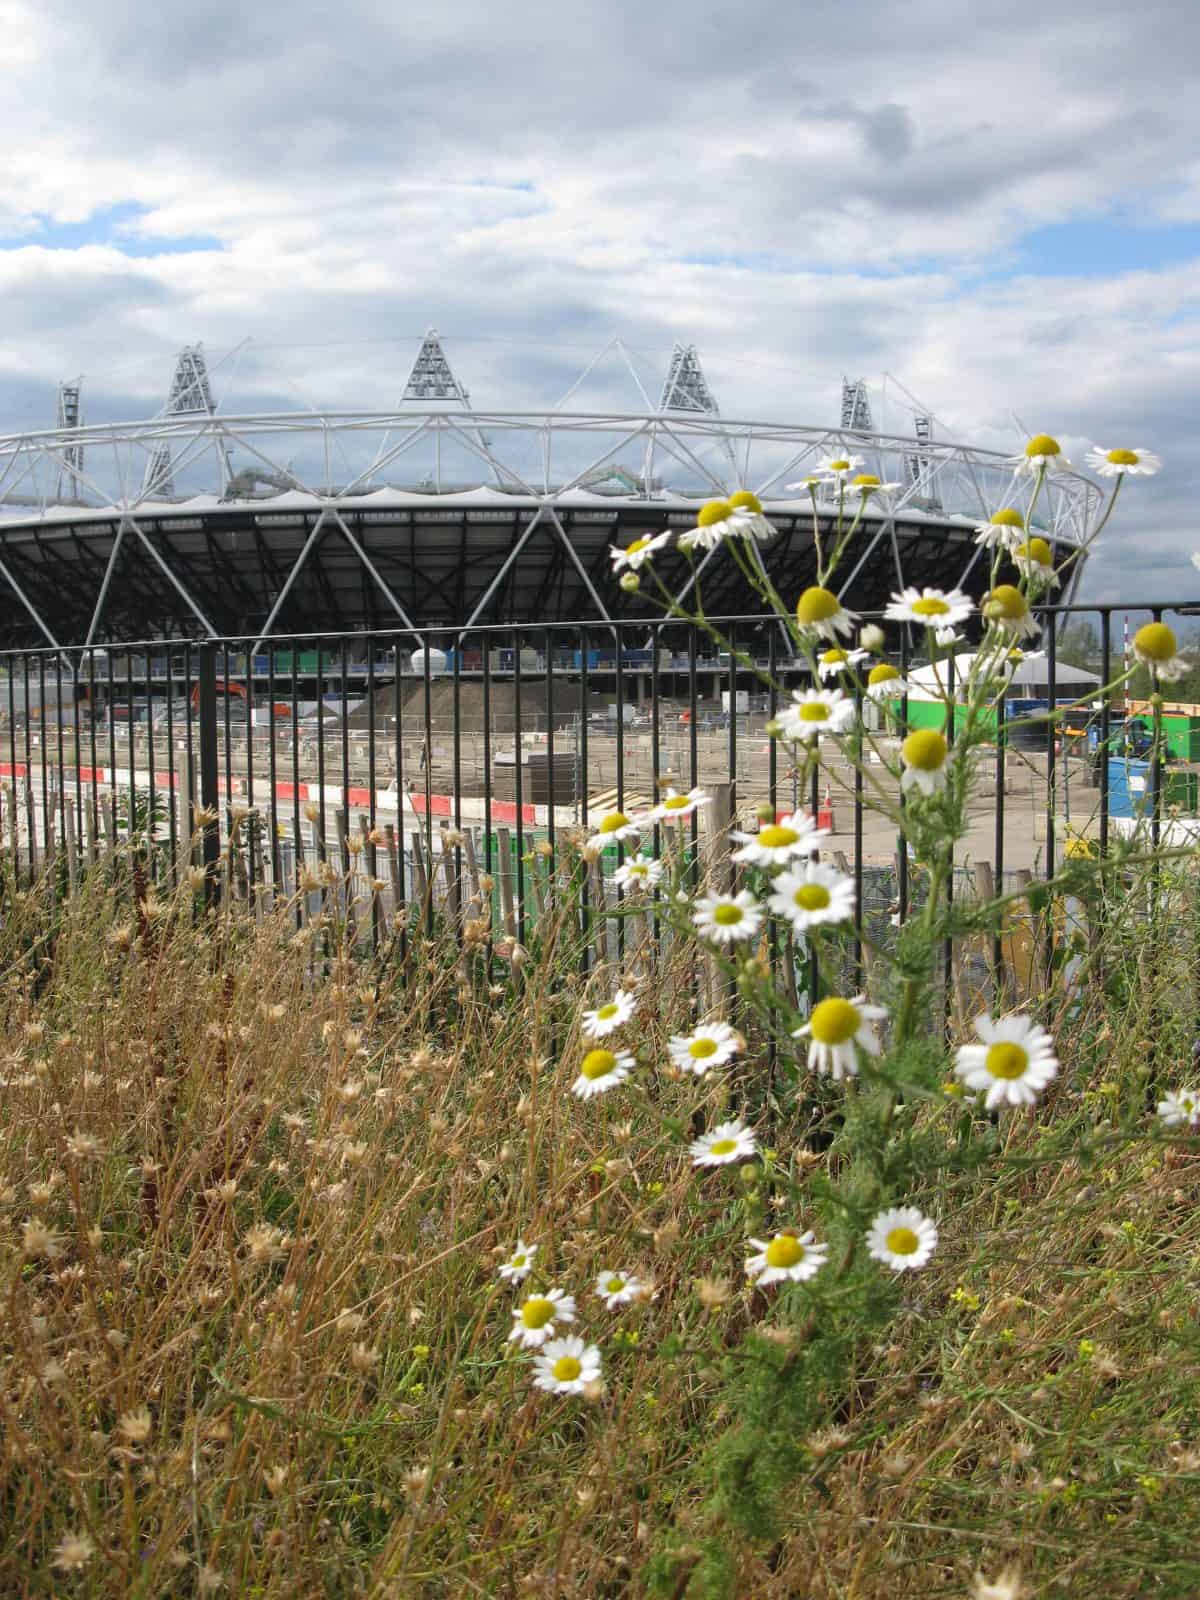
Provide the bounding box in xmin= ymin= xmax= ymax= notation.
xmin=1106 ymin=756 xmax=1146 ymax=820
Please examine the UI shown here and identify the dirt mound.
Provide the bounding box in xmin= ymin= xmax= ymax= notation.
xmin=345 ymin=675 xmax=585 ymax=733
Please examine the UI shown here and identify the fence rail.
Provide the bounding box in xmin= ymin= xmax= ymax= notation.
xmin=0 ymin=603 xmax=1194 ymax=1010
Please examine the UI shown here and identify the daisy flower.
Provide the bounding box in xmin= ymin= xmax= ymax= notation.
xmin=767 ymin=861 xmax=855 ymax=933
xmin=1012 ymin=433 xmax=1069 ymax=474
xmin=499 ymin=1240 xmax=537 ymax=1283
xmin=864 ymin=662 xmax=909 ymax=701
xmin=793 ymin=993 xmax=886 ymax=1080
xmin=679 ymin=499 xmax=738 ymax=552
xmin=1085 ymin=445 xmax=1162 ymax=479
xmin=692 ymin=890 xmax=763 ymax=945
xmin=649 ymin=786 xmax=709 ymax=823
xmin=954 ymin=1013 xmax=1059 ymax=1109
xmin=785 ymin=473 xmax=825 ymax=492
xmin=531 ymin=1335 xmax=601 ymax=1395
xmin=817 ymin=645 xmax=869 ymax=680
xmin=974 ymin=508 xmax=1026 ymax=552
xmin=689 ymin=1120 xmax=758 ymax=1167
xmin=727 ymin=489 xmax=777 ymax=540
xmin=794 ymin=584 xmax=858 ymax=642
xmin=731 ymin=808 xmax=828 ymax=868
xmin=850 ymin=473 xmax=902 ymax=498
xmin=1133 ymin=621 xmax=1189 ymax=682
xmin=613 ymin=854 xmax=663 ymax=892
xmin=1157 ymin=1087 xmax=1200 ymax=1127
xmin=572 ymin=1047 xmax=634 ymax=1100
xmin=609 ymin=532 xmax=669 ymax=573
xmin=1012 ymin=536 xmax=1060 ymax=589
xmin=745 ymin=1229 xmax=829 ymax=1287
xmin=509 ymin=1288 xmax=576 ymax=1348
xmin=775 ymin=687 xmax=856 ymax=743
xmin=859 ymin=623 xmax=886 ymax=653
xmin=668 ymin=1020 xmax=742 ymax=1075
xmin=934 ymin=626 xmax=962 ymax=648
xmin=885 ymin=586 xmax=974 ymax=628
xmin=586 ymin=810 xmax=641 ymax=851
xmin=866 ymin=1206 xmax=938 ymax=1271
xmin=900 ymin=728 xmax=950 ymax=796
xmin=815 ymin=453 xmax=863 ymax=480
xmin=581 ymin=988 xmax=637 ymax=1039
xmin=594 ymin=1269 xmax=644 ymax=1308
xmin=983 ymin=584 xmax=1040 ymax=640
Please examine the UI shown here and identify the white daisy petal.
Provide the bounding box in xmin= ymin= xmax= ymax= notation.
xmin=792 ymin=993 xmax=887 ymax=1080
xmin=767 ymin=862 xmax=855 ymax=934
xmin=594 ymin=1270 xmax=644 ymax=1308
xmin=1085 ymin=445 xmax=1162 ymax=479
xmin=649 ymin=786 xmax=709 ymax=823
xmin=499 ymin=1239 xmax=537 ymax=1283
xmin=692 ymin=890 xmax=763 ymax=945
xmin=745 ymin=1229 xmax=829 ymax=1287
xmin=571 ymin=1047 xmax=635 ymax=1100
xmin=954 ymin=1012 xmax=1058 ymax=1110
xmin=689 ymin=1119 xmax=757 ymax=1167
xmin=668 ymin=1020 xmax=742 ymax=1076
xmin=612 ymin=853 xmax=663 ymax=892
xmin=866 ymin=1206 xmax=938 ymax=1271
xmin=775 ymin=688 xmax=856 ymax=744
xmin=581 ymin=989 xmax=637 ymax=1039
xmin=509 ymin=1289 xmax=577 ymax=1348
xmin=884 ymin=586 xmax=975 ymax=629
xmin=586 ymin=810 xmax=642 ymax=852
xmin=1157 ymin=1088 xmax=1200 ymax=1128
xmin=731 ymin=809 xmax=829 ymax=868
xmin=531 ymin=1335 xmax=602 ymax=1394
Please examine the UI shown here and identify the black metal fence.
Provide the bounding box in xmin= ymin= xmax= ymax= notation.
xmin=0 ymin=602 xmax=1194 ymax=1001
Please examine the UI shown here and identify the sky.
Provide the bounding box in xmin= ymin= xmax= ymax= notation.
xmin=1 ymin=0 xmax=1198 ymax=603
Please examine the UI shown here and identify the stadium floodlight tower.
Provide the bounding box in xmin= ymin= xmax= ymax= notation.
xmin=55 ymin=379 xmax=84 ymax=502
xmin=841 ymin=376 xmax=873 ymax=435
xmin=141 ymin=344 xmax=232 ymax=499
xmin=660 ymin=343 xmax=721 ymax=415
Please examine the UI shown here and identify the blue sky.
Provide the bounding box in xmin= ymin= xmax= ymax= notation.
xmin=0 ymin=0 xmax=1197 ymax=601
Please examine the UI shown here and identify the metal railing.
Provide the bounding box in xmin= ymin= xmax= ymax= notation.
xmin=0 ymin=603 xmax=1193 ymax=1004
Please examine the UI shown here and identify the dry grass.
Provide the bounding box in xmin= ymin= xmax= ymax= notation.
xmin=1 ymin=866 xmax=1198 ymax=1598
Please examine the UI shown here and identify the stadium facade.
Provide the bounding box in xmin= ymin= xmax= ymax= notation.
xmin=0 ymin=336 xmax=1100 ymax=648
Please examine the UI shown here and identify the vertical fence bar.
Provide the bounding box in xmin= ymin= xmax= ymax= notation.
xmin=767 ymin=626 xmax=780 ymax=1098
xmin=22 ymin=656 xmax=34 ymax=881
xmin=366 ymin=638 xmax=379 ymax=949
xmin=70 ymin=653 xmax=83 ymax=886
xmin=943 ymin=650 xmax=956 ymax=1025
xmin=613 ymin=625 xmax=624 ymax=961
xmin=513 ymin=629 xmax=525 ymax=948
xmin=165 ymin=648 xmax=178 ymax=883
xmin=1099 ymin=610 xmax=1111 ymax=861
xmin=197 ymin=642 xmax=220 ymax=908
xmin=144 ymin=649 xmax=156 ymax=876
xmin=267 ymin=647 xmax=280 ymax=902
xmin=41 ymin=653 xmax=53 ymax=882
xmin=87 ymin=649 xmax=99 ymax=862
xmin=853 ymin=679 xmax=864 ymax=989
xmin=5 ymin=654 xmax=17 ymax=884
xmin=578 ymin=634 xmax=589 ymax=976
xmin=183 ymin=644 xmax=195 ymax=865
xmin=394 ymin=638 xmax=406 ymax=956
xmin=316 ymin=651 xmax=327 ymax=874
xmin=898 ymin=629 xmax=910 ymax=924
xmin=422 ymin=637 xmax=434 ymax=935
xmin=245 ymin=642 xmax=257 ymax=891
xmin=1150 ymin=606 xmax=1164 ymax=856
xmin=1044 ymin=613 xmax=1057 ymax=983
xmin=993 ymin=675 xmax=1006 ymax=983
xmin=290 ymin=642 xmax=302 ymax=923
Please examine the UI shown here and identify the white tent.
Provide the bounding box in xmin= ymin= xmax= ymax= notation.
xmin=906 ymin=651 xmax=1100 ymax=703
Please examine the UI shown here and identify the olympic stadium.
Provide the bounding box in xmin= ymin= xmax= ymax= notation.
xmin=0 ymin=335 xmax=1102 ymax=649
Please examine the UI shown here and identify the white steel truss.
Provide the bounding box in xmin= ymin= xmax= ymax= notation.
xmin=0 ymin=405 xmax=1103 ymax=643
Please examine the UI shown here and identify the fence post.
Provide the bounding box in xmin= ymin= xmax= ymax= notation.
xmin=197 ymin=642 xmax=221 ymax=908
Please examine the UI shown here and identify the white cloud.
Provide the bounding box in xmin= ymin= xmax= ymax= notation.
xmin=0 ymin=0 xmax=1196 ymax=601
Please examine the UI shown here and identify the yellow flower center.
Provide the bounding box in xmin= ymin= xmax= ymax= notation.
xmin=1105 ymin=448 xmax=1139 ymax=466
xmin=901 ymin=729 xmax=948 ymax=772
xmin=605 ymin=1276 xmax=626 ymax=1294
xmin=521 ymin=1297 xmax=556 ymax=1329
xmin=987 ymin=584 xmax=1028 ymax=621
xmin=809 ymin=997 xmax=860 ymax=1045
xmin=911 ymin=596 xmax=950 ymax=618
xmin=551 ymin=1355 xmax=582 ymax=1382
xmin=599 ymin=812 xmax=630 ymax=834
xmin=795 ymin=586 xmax=841 ymax=624
xmin=885 ymin=1227 xmax=919 ymax=1256
xmin=820 ymin=648 xmax=848 ymax=665
xmin=991 ymin=508 xmax=1025 ymax=528
xmin=984 ymin=1041 xmax=1029 ymax=1080
xmin=729 ymin=490 xmax=763 ymax=513
xmin=626 ymin=537 xmax=652 ymax=555
xmin=511 ymin=1253 xmax=526 ymax=1268
xmin=581 ymin=1049 xmax=617 ymax=1080
xmin=1016 ymin=538 xmax=1052 ymax=567
xmin=867 ymin=663 xmax=899 ymax=686
xmin=758 ymin=824 xmax=799 ymax=849
xmin=829 ymin=458 xmax=851 ymax=472
xmin=697 ymin=500 xmax=733 ymax=527
xmin=1024 ymin=434 xmax=1061 ymax=458
xmin=708 ymin=1137 xmax=739 ymax=1156
xmin=662 ymin=794 xmax=690 ymax=810
xmin=852 ymin=473 xmax=881 ymax=490
xmin=794 ymin=883 xmax=831 ymax=911
xmin=797 ymin=701 xmax=832 ymax=723
xmin=712 ymin=903 xmax=744 ymax=926
xmin=689 ymin=1037 xmax=719 ymax=1059
xmin=765 ymin=1235 xmax=805 ymax=1269
xmin=596 ymin=1003 xmax=619 ymax=1020
xmin=1134 ymin=621 xmax=1177 ymax=664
